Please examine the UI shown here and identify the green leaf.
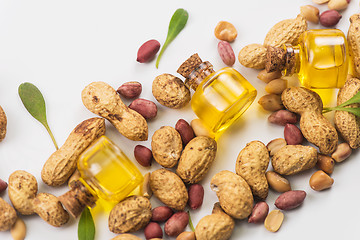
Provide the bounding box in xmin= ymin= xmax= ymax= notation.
xmin=18 ymin=82 xmax=59 ymax=150
xmin=324 ymin=106 xmax=360 ymax=117
xmin=156 ymin=8 xmax=189 ymax=68
xmin=78 ymin=207 xmax=95 ymax=240
xmin=337 ymin=91 xmax=360 ymax=108
xmin=187 ymin=211 xmax=195 ymax=232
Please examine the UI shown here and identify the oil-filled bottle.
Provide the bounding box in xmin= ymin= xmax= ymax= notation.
xmin=266 ymin=29 xmax=349 ymax=89
xmin=59 ymin=135 xmax=144 ymax=218
xmin=177 ymin=54 xmax=257 ymax=139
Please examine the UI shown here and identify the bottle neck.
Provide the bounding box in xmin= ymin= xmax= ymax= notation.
xmin=282 ymin=44 xmax=301 ymax=76
xmin=185 ymin=61 xmax=215 ymax=91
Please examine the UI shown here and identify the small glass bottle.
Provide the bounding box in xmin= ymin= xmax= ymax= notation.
xmin=177 ymin=54 xmax=257 ymax=139
xmin=266 ymin=29 xmax=349 ymax=89
xmin=59 ymin=135 xmax=144 ymax=218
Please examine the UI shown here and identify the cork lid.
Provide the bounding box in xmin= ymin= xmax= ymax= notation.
xmin=58 ymin=180 xmax=97 ymax=218
xmin=265 ymin=46 xmax=287 ymax=73
xmin=177 ymin=53 xmax=203 ymax=79
xmin=177 ymin=54 xmax=215 ymax=90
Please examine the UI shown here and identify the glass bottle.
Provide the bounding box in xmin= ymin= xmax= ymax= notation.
xmin=177 ymin=54 xmax=257 ymax=139
xmin=266 ymin=29 xmax=349 ymax=89
xmin=59 ymin=135 xmax=144 ymax=218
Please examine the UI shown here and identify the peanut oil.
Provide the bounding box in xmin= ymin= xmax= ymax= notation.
xmin=191 ymin=68 xmax=257 ymax=138
xmin=297 ymin=29 xmax=349 ymax=89
xmin=77 ymin=135 xmax=143 ymax=203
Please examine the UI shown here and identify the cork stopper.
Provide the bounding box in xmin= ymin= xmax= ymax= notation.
xmin=177 ymin=53 xmax=203 ymax=78
xmin=265 ymin=46 xmax=287 ymax=73
xmin=58 ymin=180 xmax=97 ymax=218
xmin=177 ymin=54 xmax=215 ymax=91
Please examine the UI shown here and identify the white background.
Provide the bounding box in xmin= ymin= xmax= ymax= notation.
xmin=0 ymin=0 xmax=359 ymax=239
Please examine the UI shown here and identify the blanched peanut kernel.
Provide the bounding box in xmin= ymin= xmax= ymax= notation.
xmin=316 ymin=154 xmax=335 ymax=174
xmin=309 ymin=170 xmax=334 ymax=191
xmin=266 ymin=171 xmax=291 ymax=192
xmin=331 ymin=143 xmax=352 ymax=163
xmin=264 ymin=210 xmax=284 ymax=232
xmin=300 ymin=5 xmax=320 ymax=24
xmin=190 ymin=119 xmax=214 ymax=138
xmin=214 ymin=21 xmax=237 ymax=42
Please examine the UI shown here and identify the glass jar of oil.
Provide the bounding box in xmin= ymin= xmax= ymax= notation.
xmin=266 ymin=29 xmax=349 ymax=89
xmin=177 ymin=54 xmax=257 ymax=139
xmin=59 ymin=135 xmax=143 ymax=218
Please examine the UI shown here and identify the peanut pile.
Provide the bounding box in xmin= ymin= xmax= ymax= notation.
xmin=0 ymin=1 xmax=360 ymax=240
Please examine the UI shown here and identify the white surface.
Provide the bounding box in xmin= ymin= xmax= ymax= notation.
xmin=0 ymin=0 xmax=359 ymax=239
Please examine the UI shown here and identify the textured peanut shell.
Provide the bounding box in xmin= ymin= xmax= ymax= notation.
xmin=152 ymin=73 xmax=190 ymax=109
xmin=210 ymin=170 xmax=253 ymax=219
xmin=238 ymin=44 xmax=267 ymax=69
xmin=281 ymin=87 xmax=323 ymax=114
xmin=32 ymin=193 xmax=69 ymax=227
xmin=151 ymin=126 xmax=183 ymax=168
xmin=348 ymin=14 xmax=360 ymax=78
xmin=108 ymin=196 xmax=152 ymax=234
xmin=300 ymin=111 xmax=338 ymax=154
xmin=0 ymin=106 xmax=7 ymax=142
xmin=195 ymin=213 xmax=235 ymax=240
xmin=176 ymin=136 xmax=217 ymax=184
xmin=111 ymin=234 xmax=142 ymax=240
xmin=282 ymin=87 xmax=338 ymax=154
xmin=82 ymin=81 xmax=148 ymax=141
xmin=8 ymin=170 xmax=38 ymax=215
xmin=334 ymin=78 xmax=360 ymax=149
xmin=42 ymin=117 xmax=105 ymax=186
xmin=235 ymin=141 xmax=270 ymax=199
xmin=272 ymin=145 xmax=318 ymax=175
xmin=264 ymin=14 xmax=307 ymax=47
xmin=150 ymin=169 xmax=188 ymax=211
xmin=0 ymin=197 xmax=17 ymax=231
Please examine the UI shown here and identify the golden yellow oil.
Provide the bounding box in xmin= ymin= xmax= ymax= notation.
xmin=297 ymin=29 xmax=348 ymax=89
xmin=78 ymin=136 xmax=143 ymax=203
xmin=191 ymin=68 xmax=257 ymax=138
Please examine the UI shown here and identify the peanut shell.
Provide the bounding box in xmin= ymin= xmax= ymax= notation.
xmin=82 ymin=81 xmax=148 ymax=141
xmin=282 ymin=87 xmax=338 ymax=154
xmin=334 ymin=78 xmax=360 ymax=149
xmin=0 ymin=106 xmax=6 ymax=142
xmin=111 ymin=234 xmax=142 ymax=240
xmin=151 ymin=126 xmax=183 ymax=168
xmin=210 ymin=170 xmax=253 ymax=219
xmin=32 ymin=193 xmax=69 ymax=227
xmin=152 ymin=73 xmax=190 ymax=109
xmin=176 ymin=136 xmax=217 ymax=184
xmin=0 ymin=197 xmax=17 ymax=231
xmin=264 ymin=14 xmax=307 ymax=48
xmin=348 ymin=14 xmax=360 ymax=78
xmin=235 ymin=141 xmax=270 ymax=199
xmin=195 ymin=213 xmax=234 ymax=240
xmin=272 ymin=145 xmax=318 ymax=175
xmin=8 ymin=170 xmax=38 ymax=215
xmin=150 ymin=169 xmax=188 ymax=211
xmin=108 ymin=195 xmax=152 ymax=234
xmin=42 ymin=117 xmax=106 ymax=186
xmin=238 ymin=44 xmax=267 ymax=69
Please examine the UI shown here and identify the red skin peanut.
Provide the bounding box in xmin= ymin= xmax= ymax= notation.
xmin=134 ymin=145 xmax=153 ymax=167
xmin=137 ymin=39 xmax=161 ymax=63
xmin=188 ymin=184 xmax=204 ymax=210
xmin=151 ymin=206 xmax=173 ymax=222
xmin=144 ymin=222 xmax=163 ymax=240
